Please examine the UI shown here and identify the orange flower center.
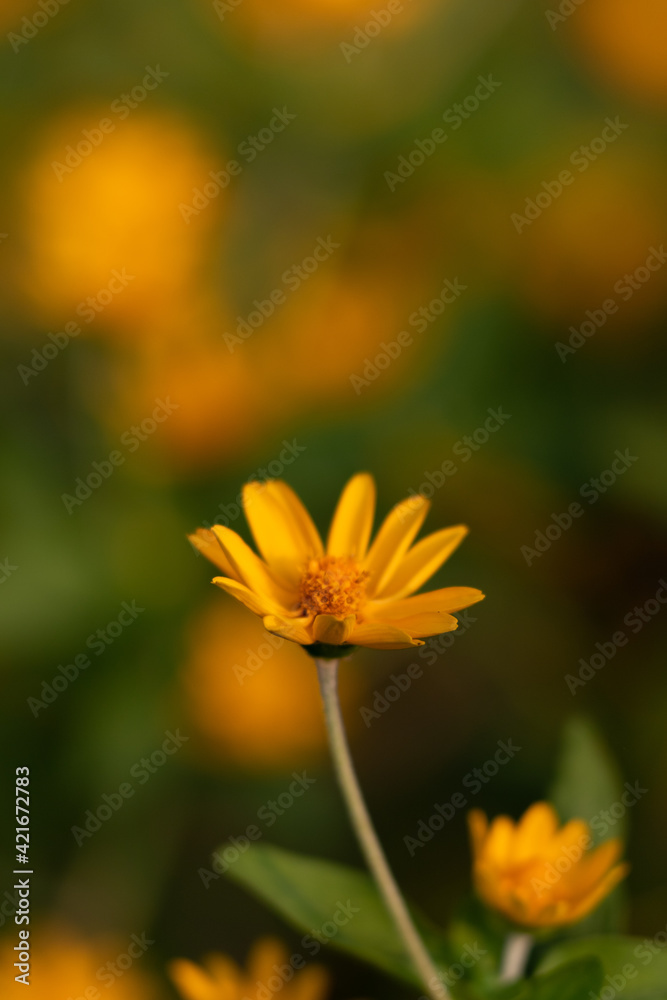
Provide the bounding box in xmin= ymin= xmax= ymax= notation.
xmin=299 ymin=556 xmax=369 ymax=617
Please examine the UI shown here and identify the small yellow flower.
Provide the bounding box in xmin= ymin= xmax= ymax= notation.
xmin=189 ymin=473 xmax=484 ymax=650
xmin=468 ymin=802 xmax=629 ymax=929
xmin=169 ymin=937 xmax=329 ymax=1000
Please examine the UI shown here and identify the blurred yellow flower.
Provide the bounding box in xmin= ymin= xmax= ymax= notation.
xmin=181 ymin=598 xmax=362 ymax=769
xmin=169 ymin=937 xmax=329 ymax=1000
xmin=204 ymin=0 xmax=429 ymax=43
xmin=0 ymin=923 xmax=161 ymax=999
xmin=468 ymin=802 xmax=628 ymax=929
xmin=17 ymin=112 xmax=220 ymax=338
xmin=190 ymin=473 xmax=484 ymax=650
xmin=573 ymin=0 xmax=667 ymax=105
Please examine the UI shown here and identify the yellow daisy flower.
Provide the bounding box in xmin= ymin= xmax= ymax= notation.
xmin=189 ymin=472 xmax=484 ymax=651
xmin=468 ymin=802 xmax=629 ymax=929
xmin=169 ymin=937 xmax=329 ymax=1000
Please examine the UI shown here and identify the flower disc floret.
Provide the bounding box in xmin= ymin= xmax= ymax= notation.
xmin=299 ymin=556 xmax=369 ymax=617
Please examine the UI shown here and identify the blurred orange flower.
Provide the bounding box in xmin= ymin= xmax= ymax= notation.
xmin=572 ymin=0 xmax=667 ymax=105
xmin=468 ymin=802 xmax=628 ymax=928
xmin=0 ymin=923 xmax=161 ymax=998
xmin=181 ymin=598 xmax=364 ymax=769
xmin=513 ymin=152 xmax=667 ymax=329
xmin=203 ymin=0 xmax=429 ymax=44
xmin=190 ymin=473 xmax=484 ymax=650
xmin=17 ymin=112 xmax=221 ymax=338
xmin=170 ymin=937 xmax=329 ymax=1000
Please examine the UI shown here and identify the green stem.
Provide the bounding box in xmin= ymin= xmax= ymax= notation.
xmin=315 ymin=658 xmax=448 ymax=1000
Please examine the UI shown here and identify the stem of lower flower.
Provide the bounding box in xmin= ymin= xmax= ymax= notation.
xmin=498 ymin=932 xmax=533 ymax=984
xmin=315 ymin=658 xmax=448 ymax=1000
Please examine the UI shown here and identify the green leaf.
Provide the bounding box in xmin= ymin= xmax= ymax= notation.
xmin=549 ymin=715 xmax=626 ymax=934
xmin=550 ymin=715 xmax=624 ymax=841
xmin=525 ymin=957 xmax=603 ymax=1000
xmin=538 ymin=936 xmax=667 ymax=999
xmin=224 ymin=842 xmax=454 ymax=988
xmin=469 ymin=957 xmax=602 ymax=1000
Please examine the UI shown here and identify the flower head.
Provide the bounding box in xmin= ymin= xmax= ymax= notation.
xmin=169 ymin=937 xmax=329 ymax=1000
xmin=189 ymin=473 xmax=484 ymax=650
xmin=468 ymin=802 xmax=629 ymax=929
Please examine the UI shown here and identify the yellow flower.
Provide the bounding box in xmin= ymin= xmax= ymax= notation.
xmin=189 ymin=473 xmax=484 ymax=650
xmin=0 ymin=923 xmax=160 ymax=999
xmin=169 ymin=937 xmax=329 ymax=1000
xmin=468 ymin=802 xmax=629 ymax=929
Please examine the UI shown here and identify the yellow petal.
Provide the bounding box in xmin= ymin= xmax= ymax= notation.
xmin=512 ymin=802 xmax=559 ymax=863
xmin=312 ymin=614 xmax=356 ymax=645
xmin=288 ymin=964 xmax=330 ymax=1000
xmin=247 ymin=939 xmax=288 ymax=986
xmin=565 ymin=862 xmax=629 ymax=924
xmin=212 ymin=525 xmax=296 ymax=608
xmin=243 ymin=480 xmax=323 ymax=585
xmin=188 ymin=528 xmax=238 ymax=579
xmin=213 ymin=577 xmax=288 ymax=618
xmin=374 ymin=525 xmax=469 ymax=600
xmin=327 ymin=472 xmax=376 ymax=560
xmin=363 ymin=494 xmax=430 ymax=596
xmin=484 ymin=815 xmax=516 ymax=867
xmin=168 ymin=958 xmax=218 ymax=1000
xmin=262 ymin=614 xmax=314 ymax=645
xmin=390 ymin=612 xmax=459 ymax=638
xmin=569 ymin=838 xmax=623 ymax=894
xmin=204 ymin=954 xmax=243 ymax=1000
xmin=468 ymin=809 xmax=489 ymax=857
xmin=347 ymin=621 xmax=424 ymax=649
xmin=545 ymin=818 xmax=590 ymax=864
xmin=365 ymin=586 xmax=485 ymax=623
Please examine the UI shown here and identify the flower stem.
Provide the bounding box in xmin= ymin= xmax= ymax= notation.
xmin=498 ymin=932 xmax=533 ymax=984
xmin=315 ymin=658 xmax=448 ymax=1000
